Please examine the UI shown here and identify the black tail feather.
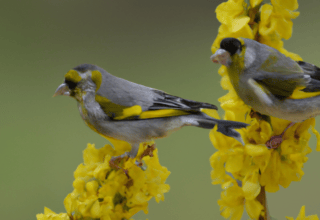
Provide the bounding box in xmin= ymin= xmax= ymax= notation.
xmin=197 ymin=118 xmax=248 ymax=145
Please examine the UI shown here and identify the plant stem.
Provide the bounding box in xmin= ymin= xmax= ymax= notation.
xmin=257 ymin=186 xmax=270 ymax=220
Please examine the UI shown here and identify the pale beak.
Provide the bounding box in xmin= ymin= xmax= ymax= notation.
xmin=53 ymin=83 xmax=70 ymax=97
xmin=210 ymin=49 xmax=231 ymax=66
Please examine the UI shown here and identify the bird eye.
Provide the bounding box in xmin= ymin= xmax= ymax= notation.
xmin=220 ymin=38 xmax=242 ymax=56
xmin=65 ymin=79 xmax=78 ymax=90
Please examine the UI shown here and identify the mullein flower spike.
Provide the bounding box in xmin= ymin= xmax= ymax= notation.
xmin=37 ymin=142 xmax=170 ymax=220
xmin=211 ymin=0 xmax=320 ymax=219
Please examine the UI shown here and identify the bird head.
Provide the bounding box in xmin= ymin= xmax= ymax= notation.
xmin=53 ymin=64 xmax=103 ymax=102
xmin=211 ymin=38 xmax=244 ymax=67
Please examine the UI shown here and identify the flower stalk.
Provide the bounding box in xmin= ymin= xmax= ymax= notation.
xmin=256 ymin=186 xmax=269 ymax=220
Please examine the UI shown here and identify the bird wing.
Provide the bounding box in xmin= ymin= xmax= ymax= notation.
xmin=297 ymin=61 xmax=320 ymax=92
xmin=95 ymin=77 xmax=217 ymax=120
xmin=252 ymin=49 xmax=308 ymax=100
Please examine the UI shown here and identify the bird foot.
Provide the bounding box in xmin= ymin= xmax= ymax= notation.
xmin=109 ymin=153 xmax=130 ymax=178
xmin=266 ymin=122 xmax=295 ymax=149
xmin=266 ymin=135 xmax=283 ymax=149
xmin=139 ymin=144 xmax=156 ymax=160
xmin=134 ymin=144 xmax=156 ymax=167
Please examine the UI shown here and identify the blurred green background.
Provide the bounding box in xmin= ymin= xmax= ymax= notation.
xmin=1 ymin=0 xmax=320 ymax=219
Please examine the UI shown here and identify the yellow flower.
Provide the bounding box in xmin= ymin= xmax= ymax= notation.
xmin=286 ymin=206 xmax=319 ymax=220
xmin=36 ymin=207 xmax=69 ymax=220
xmin=218 ymin=179 xmax=263 ymax=220
xmin=63 ymin=143 xmax=170 ymax=220
xmin=258 ymin=0 xmax=300 ymax=54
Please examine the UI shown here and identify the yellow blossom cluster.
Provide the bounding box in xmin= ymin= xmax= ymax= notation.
xmin=286 ymin=206 xmax=319 ymax=220
xmin=37 ymin=142 xmax=170 ymax=220
xmin=211 ymin=0 xmax=320 ymax=219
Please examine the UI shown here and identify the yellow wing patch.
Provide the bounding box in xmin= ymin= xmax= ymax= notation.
xmin=114 ymin=105 xmax=142 ymax=120
xmin=139 ymin=109 xmax=189 ymax=119
xmin=95 ymin=95 xmax=142 ymax=119
xmin=289 ymin=87 xmax=320 ymax=99
xmin=95 ymin=95 xmax=192 ymax=120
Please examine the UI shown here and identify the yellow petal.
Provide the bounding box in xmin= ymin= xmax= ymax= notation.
xmin=260 ymin=151 xmax=281 ymax=192
xmin=245 ymin=199 xmax=264 ymax=220
xmin=271 ymin=0 xmax=299 ymax=11
xmin=245 ymin=144 xmax=269 ymax=157
xmin=216 ymin=0 xmax=245 ymax=25
xmin=90 ymin=200 xmax=101 ymax=218
xmin=250 ymin=0 xmax=263 ymax=8
xmin=242 ymin=170 xmax=261 ymax=200
xmin=225 ymin=153 xmax=244 ymax=173
xmin=231 ymin=16 xmax=250 ymax=33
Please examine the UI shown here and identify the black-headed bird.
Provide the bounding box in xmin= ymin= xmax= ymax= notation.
xmin=211 ymin=37 xmax=320 ymax=147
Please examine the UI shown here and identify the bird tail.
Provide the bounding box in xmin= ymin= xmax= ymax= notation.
xmin=190 ymin=114 xmax=248 ymax=145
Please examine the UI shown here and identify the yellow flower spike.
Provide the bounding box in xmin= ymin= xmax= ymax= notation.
xmin=286 ymin=205 xmax=319 ymax=220
xmin=211 ymin=0 xmax=319 ymax=219
xmin=59 ymin=143 xmax=170 ymax=220
xmin=36 ymin=207 xmax=70 ymax=220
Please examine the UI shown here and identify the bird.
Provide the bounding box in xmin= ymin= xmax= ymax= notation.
xmin=54 ymin=64 xmax=248 ymax=159
xmin=210 ymin=37 xmax=320 ymax=147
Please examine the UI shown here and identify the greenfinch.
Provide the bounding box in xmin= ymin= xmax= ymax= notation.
xmin=54 ymin=64 xmax=248 ymax=158
xmin=211 ymin=37 xmax=320 ymax=123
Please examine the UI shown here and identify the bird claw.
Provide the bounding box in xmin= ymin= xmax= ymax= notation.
xmin=266 ymin=135 xmax=283 ymax=149
xmin=132 ymin=144 xmax=156 ymax=168
xmin=139 ymin=144 xmax=156 ymax=160
xmin=109 ymin=144 xmax=156 ymax=175
xmin=265 ymin=122 xmax=295 ymax=149
xmin=109 ymin=153 xmax=130 ymax=177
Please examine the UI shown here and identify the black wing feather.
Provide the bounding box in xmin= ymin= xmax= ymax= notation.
xmin=149 ymin=90 xmax=218 ymax=111
xmin=297 ymin=61 xmax=320 ymax=92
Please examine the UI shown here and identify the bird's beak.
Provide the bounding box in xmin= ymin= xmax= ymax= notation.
xmin=53 ymin=83 xmax=70 ymax=97
xmin=210 ymin=49 xmax=231 ymax=66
